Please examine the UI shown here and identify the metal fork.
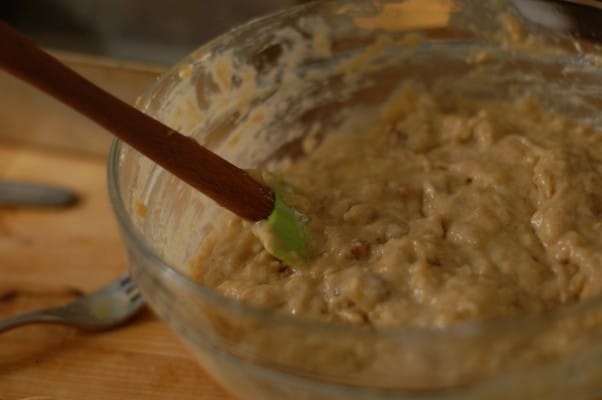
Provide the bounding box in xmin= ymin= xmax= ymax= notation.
xmin=0 ymin=273 xmax=144 ymax=333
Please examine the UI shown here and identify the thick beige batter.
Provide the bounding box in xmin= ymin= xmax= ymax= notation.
xmin=192 ymin=86 xmax=601 ymax=328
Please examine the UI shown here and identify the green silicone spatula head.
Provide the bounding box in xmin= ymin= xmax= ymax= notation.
xmin=254 ymin=186 xmax=309 ymax=268
xmin=0 ymin=21 xmax=308 ymax=268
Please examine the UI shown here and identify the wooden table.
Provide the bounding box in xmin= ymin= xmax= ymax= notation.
xmin=0 ymin=143 xmax=234 ymax=399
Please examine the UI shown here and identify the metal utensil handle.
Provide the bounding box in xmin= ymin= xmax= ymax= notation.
xmin=0 ymin=182 xmax=77 ymax=207
xmin=0 ymin=309 xmax=64 ymax=333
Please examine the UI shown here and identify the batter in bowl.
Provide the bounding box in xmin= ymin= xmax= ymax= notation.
xmin=192 ymin=85 xmax=602 ymax=328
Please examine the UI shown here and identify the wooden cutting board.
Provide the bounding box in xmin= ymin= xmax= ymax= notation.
xmin=0 ymin=143 xmax=234 ymax=400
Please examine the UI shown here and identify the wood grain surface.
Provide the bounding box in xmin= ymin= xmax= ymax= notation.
xmin=0 ymin=144 xmax=234 ymax=400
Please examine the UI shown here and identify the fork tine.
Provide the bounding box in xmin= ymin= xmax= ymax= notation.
xmin=130 ymin=291 xmax=143 ymax=304
xmin=119 ymin=274 xmax=143 ymax=303
xmin=88 ymin=272 xmax=130 ymax=297
xmin=121 ymin=276 xmax=139 ymax=295
xmin=125 ymin=283 xmax=141 ymax=299
xmin=118 ymin=272 xmax=133 ymax=286
xmin=123 ymin=280 xmax=137 ymax=293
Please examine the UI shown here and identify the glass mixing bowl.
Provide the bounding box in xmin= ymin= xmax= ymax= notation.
xmin=108 ymin=0 xmax=602 ymax=398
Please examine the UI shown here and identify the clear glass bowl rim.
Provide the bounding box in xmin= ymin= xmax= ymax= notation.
xmin=107 ymin=0 xmax=602 ymax=342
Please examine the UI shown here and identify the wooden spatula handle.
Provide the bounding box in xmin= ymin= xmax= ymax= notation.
xmin=0 ymin=21 xmax=274 ymax=221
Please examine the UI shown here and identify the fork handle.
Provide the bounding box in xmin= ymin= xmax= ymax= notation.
xmin=0 ymin=310 xmax=63 ymax=334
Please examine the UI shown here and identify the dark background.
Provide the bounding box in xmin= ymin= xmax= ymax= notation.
xmin=0 ymin=0 xmax=308 ymax=65
xmin=3 ymin=1 xmax=602 ymax=65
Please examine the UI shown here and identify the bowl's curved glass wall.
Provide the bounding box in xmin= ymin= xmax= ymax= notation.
xmin=109 ymin=1 xmax=602 ymax=398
